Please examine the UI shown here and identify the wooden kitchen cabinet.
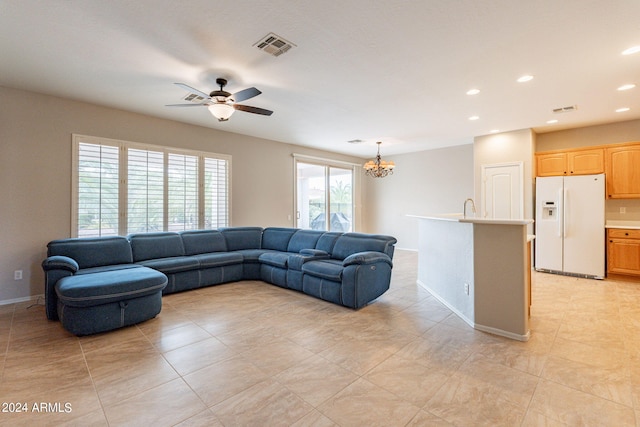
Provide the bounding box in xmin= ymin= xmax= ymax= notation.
xmin=536 ymin=148 xmax=603 ymax=177
xmin=607 ymin=228 xmax=640 ymax=276
xmin=568 ymin=148 xmax=604 ymax=175
xmin=605 ymin=144 xmax=640 ymax=198
xmin=536 ymin=152 xmax=567 ymax=176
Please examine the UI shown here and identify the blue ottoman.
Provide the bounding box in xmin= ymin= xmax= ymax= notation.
xmin=55 ymin=266 xmax=167 ymax=336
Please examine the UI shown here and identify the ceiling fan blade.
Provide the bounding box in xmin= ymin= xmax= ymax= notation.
xmin=232 ymin=87 xmax=261 ymax=103
xmin=174 ymin=83 xmax=211 ymax=100
xmin=234 ymin=104 xmax=273 ymax=116
xmin=165 ymin=103 xmax=209 ymax=107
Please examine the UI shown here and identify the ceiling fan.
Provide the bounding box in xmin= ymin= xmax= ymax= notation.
xmin=167 ymin=78 xmax=273 ymax=122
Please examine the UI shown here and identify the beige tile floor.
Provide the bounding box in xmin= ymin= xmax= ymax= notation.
xmin=1 ymin=250 xmax=639 ymax=426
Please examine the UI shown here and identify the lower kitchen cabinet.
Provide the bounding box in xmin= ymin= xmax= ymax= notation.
xmin=607 ymin=228 xmax=640 ymax=276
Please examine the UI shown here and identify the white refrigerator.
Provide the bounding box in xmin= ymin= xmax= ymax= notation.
xmin=534 ymin=173 xmax=605 ymax=279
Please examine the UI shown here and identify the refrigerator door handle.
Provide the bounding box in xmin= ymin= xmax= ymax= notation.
xmin=557 ymin=188 xmax=563 ymax=237
xmin=563 ymin=188 xmax=568 ymax=238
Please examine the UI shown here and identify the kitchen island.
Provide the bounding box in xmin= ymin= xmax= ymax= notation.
xmin=408 ymin=214 xmax=534 ymax=341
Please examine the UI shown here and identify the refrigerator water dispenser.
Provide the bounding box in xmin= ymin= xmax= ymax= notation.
xmin=542 ymin=201 xmax=556 ymax=219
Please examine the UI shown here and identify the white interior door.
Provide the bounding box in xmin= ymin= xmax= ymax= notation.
xmin=481 ymin=162 xmax=523 ymax=219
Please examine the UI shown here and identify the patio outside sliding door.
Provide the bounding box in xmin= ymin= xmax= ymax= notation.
xmin=296 ymin=161 xmax=353 ymax=232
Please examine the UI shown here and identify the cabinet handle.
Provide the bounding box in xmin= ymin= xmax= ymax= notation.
xmin=625 ymin=233 xmax=629 ymax=236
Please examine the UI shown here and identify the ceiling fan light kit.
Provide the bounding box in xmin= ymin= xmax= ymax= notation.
xmin=364 ymin=141 xmax=395 ymax=178
xmin=208 ymin=102 xmax=235 ymax=121
xmin=167 ymin=78 xmax=273 ymax=122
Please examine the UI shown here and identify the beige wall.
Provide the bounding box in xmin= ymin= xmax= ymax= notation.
xmin=473 ymin=129 xmax=536 ymax=234
xmin=536 ymin=118 xmax=640 ymax=222
xmin=0 ymin=86 xmax=365 ymax=303
xmin=536 ymin=118 xmax=640 ymax=151
xmin=363 ymin=144 xmax=474 ymax=250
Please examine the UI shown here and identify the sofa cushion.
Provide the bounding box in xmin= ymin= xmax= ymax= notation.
xmin=237 ymin=248 xmax=272 ymax=263
xmin=47 ymin=236 xmax=133 ymax=269
xmin=56 ymin=267 xmax=167 ymax=308
xmin=129 ymin=232 xmax=185 ymax=262
xmin=220 ymin=227 xmax=263 ymax=250
xmin=315 ymin=232 xmax=342 ymax=254
xmin=258 ymin=252 xmax=290 ymax=268
xmin=331 ymin=233 xmax=397 ymax=260
xmin=287 ymin=230 xmax=324 ymax=253
xmin=193 ymin=252 xmax=244 ymax=268
xmin=136 ymin=256 xmax=199 ymax=274
xmin=302 ymin=259 xmax=344 ymax=281
xmin=262 ymin=227 xmax=298 ymax=251
xmin=180 ymin=230 xmax=227 ymax=255
xmin=75 ymin=264 xmax=143 ymax=275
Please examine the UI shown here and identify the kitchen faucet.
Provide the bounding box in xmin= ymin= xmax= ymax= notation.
xmin=463 ymin=198 xmax=476 ymax=219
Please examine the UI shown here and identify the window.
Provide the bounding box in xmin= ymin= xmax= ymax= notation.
xmin=294 ymin=156 xmax=357 ymax=232
xmin=76 ymin=141 xmax=119 ymax=236
xmin=72 ymin=135 xmax=230 ymax=237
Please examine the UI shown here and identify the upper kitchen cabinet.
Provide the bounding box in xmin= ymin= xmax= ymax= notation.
xmin=606 ymin=144 xmax=640 ymax=198
xmin=536 ymin=152 xmax=566 ymax=176
xmin=536 ymin=148 xmax=604 ymax=177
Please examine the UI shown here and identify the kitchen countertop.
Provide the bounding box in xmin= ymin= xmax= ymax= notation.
xmin=605 ymin=220 xmax=640 ymax=229
xmin=408 ymin=213 xmax=534 ymax=226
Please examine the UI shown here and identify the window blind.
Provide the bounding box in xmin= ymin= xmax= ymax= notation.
xmin=72 ymin=135 xmax=230 ymax=237
xmin=77 ymin=142 xmax=119 ymax=237
xmin=128 ymin=148 xmax=164 ymax=233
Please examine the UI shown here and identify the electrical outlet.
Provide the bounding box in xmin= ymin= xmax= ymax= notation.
xmin=14 ymin=270 xmax=23 ymax=280
xmin=620 ymin=207 xmax=626 ymax=214
xmin=464 ymin=283 xmax=469 ymax=295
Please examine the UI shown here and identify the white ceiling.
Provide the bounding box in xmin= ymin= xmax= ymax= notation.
xmin=1 ymin=0 xmax=639 ymax=158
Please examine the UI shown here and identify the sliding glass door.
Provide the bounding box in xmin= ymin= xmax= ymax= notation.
xmin=296 ymin=161 xmax=353 ymax=232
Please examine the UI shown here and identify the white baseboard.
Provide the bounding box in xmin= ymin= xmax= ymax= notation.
xmin=395 ymin=247 xmax=418 ymax=252
xmin=417 ymin=280 xmax=530 ymax=342
xmin=0 ymin=294 xmax=44 ymax=306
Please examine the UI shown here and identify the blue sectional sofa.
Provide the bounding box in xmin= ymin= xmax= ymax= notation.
xmin=43 ymin=227 xmax=397 ymax=335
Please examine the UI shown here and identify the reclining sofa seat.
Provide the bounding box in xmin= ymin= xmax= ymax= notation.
xmin=128 ymin=230 xmax=244 ymax=294
xmin=258 ymin=229 xmax=342 ymax=289
xmin=301 ymin=233 xmax=396 ymax=308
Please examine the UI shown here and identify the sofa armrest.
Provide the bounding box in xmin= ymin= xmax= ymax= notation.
xmin=42 ymin=256 xmax=79 ymax=321
xmin=343 ymin=251 xmax=392 ymax=268
xmin=42 ymin=255 xmax=79 ymax=273
xmin=289 ymin=250 xmax=330 ymax=271
xmin=299 ymin=249 xmax=328 ymax=257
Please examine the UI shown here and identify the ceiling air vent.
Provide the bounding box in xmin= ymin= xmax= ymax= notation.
xmin=183 ymin=93 xmax=206 ymax=103
xmin=254 ymin=32 xmax=296 ymax=57
xmin=552 ymin=105 xmax=578 ymax=114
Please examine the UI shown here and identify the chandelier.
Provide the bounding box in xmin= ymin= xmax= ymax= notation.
xmin=363 ymin=141 xmax=395 ymax=178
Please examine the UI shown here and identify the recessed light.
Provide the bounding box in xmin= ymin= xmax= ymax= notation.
xmin=617 ymin=84 xmax=636 ymax=91
xmin=466 ymin=89 xmax=480 ymax=95
xmin=547 ymin=119 xmax=558 ymax=124
xmin=616 ymin=107 xmax=630 ymax=113
xmin=517 ymin=75 xmax=534 ymax=83
xmin=622 ymin=46 xmax=640 ymax=55
xmin=469 ymin=115 xmax=480 ymax=121
xmin=490 ymin=129 xmax=500 ymax=134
